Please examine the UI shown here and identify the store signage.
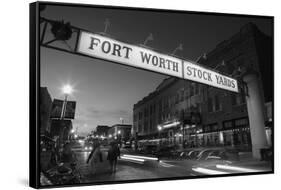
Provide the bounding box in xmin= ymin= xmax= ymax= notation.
xmin=77 ymin=31 xmax=238 ymax=92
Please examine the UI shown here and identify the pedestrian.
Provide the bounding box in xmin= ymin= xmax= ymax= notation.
xmin=87 ymin=142 xmax=103 ymax=175
xmin=107 ymin=141 xmax=120 ymax=173
xmin=60 ymin=142 xmax=77 ymax=164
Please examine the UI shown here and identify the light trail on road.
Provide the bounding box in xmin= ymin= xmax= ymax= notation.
xmin=122 ymin=154 xmax=158 ymax=161
xmin=192 ymin=167 xmax=229 ymax=175
xmin=216 ymin=164 xmax=261 ymax=172
xmin=120 ymin=156 xmax=145 ymax=164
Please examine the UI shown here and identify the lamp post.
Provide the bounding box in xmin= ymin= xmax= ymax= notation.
xmin=60 ymin=84 xmax=73 ymax=143
xmin=61 ymin=84 xmax=72 ymax=119
xmin=120 ymin=117 xmax=124 ymax=124
xmin=116 ymin=130 xmax=121 ymax=146
xmin=158 ymin=125 xmax=162 ymax=147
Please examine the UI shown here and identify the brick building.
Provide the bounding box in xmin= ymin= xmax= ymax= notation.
xmin=133 ymin=23 xmax=273 ymax=149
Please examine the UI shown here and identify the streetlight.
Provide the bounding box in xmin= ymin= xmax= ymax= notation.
xmin=60 ymin=84 xmax=73 ymax=144
xmin=62 ymin=84 xmax=73 ymax=95
xmin=61 ymin=84 xmax=73 ymax=119
xmin=158 ymin=125 xmax=162 ymax=147
xmin=120 ymin=117 xmax=124 ymax=124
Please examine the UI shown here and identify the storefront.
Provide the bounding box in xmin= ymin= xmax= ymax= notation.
xmin=199 ymin=117 xmax=251 ymax=148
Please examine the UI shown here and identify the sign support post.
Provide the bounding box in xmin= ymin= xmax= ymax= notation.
xmin=243 ymin=69 xmax=268 ymax=159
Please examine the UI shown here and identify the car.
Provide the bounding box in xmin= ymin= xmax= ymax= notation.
xmin=196 ymin=149 xmax=215 ymax=160
xmin=123 ymin=141 xmax=132 ymax=148
xmin=83 ymin=143 xmax=93 ymax=152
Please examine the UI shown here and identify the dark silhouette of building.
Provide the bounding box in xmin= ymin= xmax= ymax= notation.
xmin=108 ymin=124 xmax=132 ymax=143
xmin=40 ymin=87 xmax=53 ymax=136
xmin=95 ymin=125 xmax=110 ymax=137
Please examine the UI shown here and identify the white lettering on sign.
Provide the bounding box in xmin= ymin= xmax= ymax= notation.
xmin=77 ymin=31 xmax=182 ymax=78
xmin=77 ymin=31 xmax=238 ymax=92
xmin=183 ymin=61 xmax=238 ymax=92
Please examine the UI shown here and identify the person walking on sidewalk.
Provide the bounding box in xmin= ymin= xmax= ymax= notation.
xmin=87 ymin=142 xmax=103 ymax=175
xmin=107 ymin=141 xmax=120 ymax=173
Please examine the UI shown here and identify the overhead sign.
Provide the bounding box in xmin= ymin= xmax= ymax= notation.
xmin=64 ymin=101 xmax=76 ymax=119
xmin=78 ymin=32 xmax=182 ymax=78
xmin=50 ymin=99 xmax=63 ymax=118
xmin=77 ymin=31 xmax=238 ymax=92
xmin=183 ymin=61 xmax=238 ymax=92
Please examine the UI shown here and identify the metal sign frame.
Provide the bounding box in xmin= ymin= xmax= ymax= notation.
xmin=40 ymin=17 xmax=240 ymax=93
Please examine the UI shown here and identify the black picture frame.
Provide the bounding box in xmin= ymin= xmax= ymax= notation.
xmin=30 ymin=1 xmax=274 ymax=189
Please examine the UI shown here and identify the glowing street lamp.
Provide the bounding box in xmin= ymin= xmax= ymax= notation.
xmin=62 ymin=84 xmax=73 ymax=95
xmin=158 ymin=125 xmax=162 ymax=147
xmin=59 ymin=84 xmax=74 ymax=144
xmin=157 ymin=125 xmax=162 ymax=131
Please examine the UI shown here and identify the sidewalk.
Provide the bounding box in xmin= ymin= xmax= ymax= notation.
xmin=82 ymin=162 xmax=159 ymax=183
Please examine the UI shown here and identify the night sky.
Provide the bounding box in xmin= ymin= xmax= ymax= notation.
xmin=40 ymin=4 xmax=272 ymax=136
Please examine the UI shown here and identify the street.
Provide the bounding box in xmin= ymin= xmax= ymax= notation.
xmin=72 ymin=146 xmax=272 ymax=183
xmin=74 ymin=147 xmax=195 ymax=183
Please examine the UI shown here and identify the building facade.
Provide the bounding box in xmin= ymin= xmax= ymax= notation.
xmin=40 ymin=87 xmax=53 ymax=135
xmin=133 ymin=23 xmax=273 ymax=149
xmin=108 ymin=124 xmax=132 ymax=143
xmin=95 ymin=125 xmax=110 ymax=137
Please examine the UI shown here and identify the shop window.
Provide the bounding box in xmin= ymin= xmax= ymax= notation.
xmin=150 ymin=119 xmax=153 ymax=131
xmin=204 ymin=125 xmax=211 ymax=132
xmin=159 ymin=100 xmax=162 ymax=112
xmin=214 ymin=95 xmax=222 ymax=111
xmin=144 ymin=108 xmax=149 ymax=117
xmin=133 ymin=114 xmax=137 ymax=122
xmin=208 ymin=97 xmax=213 ymax=112
xmin=180 ymin=89 xmax=184 ymax=101
xmin=185 ymin=89 xmax=189 ymax=99
xmin=175 ymin=110 xmax=179 ymax=118
xmin=232 ymin=94 xmax=246 ymax=106
xmin=139 ymin=112 xmax=142 ymax=120
xmin=223 ymin=121 xmax=233 ymax=129
xmin=195 ymin=84 xmax=200 ymax=95
xmin=196 ymin=103 xmax=201 ymax=113
xmin=138 ymin=124 xmax=142 ymax=133
xmin=190 ymin=83 xmax=194 ymax=97
xmin=175 ymin=93 xmax=179 ymax=104
xmin=235 ymin=118 xmax=248 ymax=126
xmin=144 ymin=121 xmax=148 ymax=132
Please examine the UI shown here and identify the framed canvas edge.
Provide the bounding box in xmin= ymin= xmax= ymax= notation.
xmin=30 ymin=1 xmax=275 ymax=189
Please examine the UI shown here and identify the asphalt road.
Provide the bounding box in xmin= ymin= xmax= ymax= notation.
xmin=73 ymin=147 xmax=196 ymax=183
xmin=72 ymin=146 xmax=272 ymax=184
